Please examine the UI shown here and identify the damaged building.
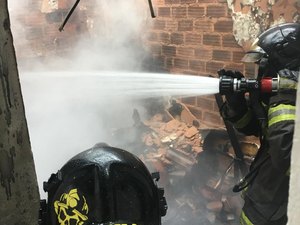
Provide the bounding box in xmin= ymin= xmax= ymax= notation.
xmin=1 ymin=0 xmax=300 ymax=225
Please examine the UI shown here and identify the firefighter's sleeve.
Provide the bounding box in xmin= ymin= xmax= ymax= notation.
xmin=220 ymin=101 xmax=260 ymax=136
xmin=268 ymin=91 xmax=296 ymax=173
xmin=267 ymin=68 xmax=298 ymax=173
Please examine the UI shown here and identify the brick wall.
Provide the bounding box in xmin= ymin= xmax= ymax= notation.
xmin=10 ymin=0 xmax=91 ymax=69
xmin=10 ymin=0 xmax=252 ymax=128
xmin=145 ymin=0 xmax=256 ymax=127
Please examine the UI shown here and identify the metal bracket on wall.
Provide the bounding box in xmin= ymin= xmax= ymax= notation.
xmin=59 ymin=0 xmax=156 ymax=32
xmin=59 ymin=0 xmax=81 ymax=32
xmin=148 ymin=0 xmax=156 ymax=18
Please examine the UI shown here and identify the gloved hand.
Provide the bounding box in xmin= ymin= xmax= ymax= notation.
xmin=218 ymin=69 xmax=246 ymax=109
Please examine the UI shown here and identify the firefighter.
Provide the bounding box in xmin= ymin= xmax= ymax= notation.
xmin=219 ymin=23 xmax=300 ymax=225
xmin=39 ymin=143 xmax=167 ymax=225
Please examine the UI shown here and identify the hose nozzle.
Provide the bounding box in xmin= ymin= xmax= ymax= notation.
xmin=219 ymin=76 xmax=278 ymax=95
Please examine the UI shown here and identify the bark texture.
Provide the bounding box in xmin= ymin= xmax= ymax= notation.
xmin=0 ymin=1 xmax=39 ymax=224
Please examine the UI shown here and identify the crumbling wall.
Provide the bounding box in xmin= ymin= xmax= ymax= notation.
xmin=146 ymin=0 xmax=299 ymax=127
xmin=227 ymin=0 xmax=300 ymax=50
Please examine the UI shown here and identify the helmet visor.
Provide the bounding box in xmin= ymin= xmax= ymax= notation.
xmin=241 ymin=39 xmax=266 ymax=63
xmin=241 ymin=51 xmax=265 ymax=63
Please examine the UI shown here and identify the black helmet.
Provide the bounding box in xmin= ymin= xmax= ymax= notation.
xmin=242 ymin=23 xmax=300 ymax=70
xmin=40 ymin=144 xmax=167 ymax=225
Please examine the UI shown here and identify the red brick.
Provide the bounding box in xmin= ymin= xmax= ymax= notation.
xmin=153 ymin=56 xmax=166 ymax=69
xmin=166 ymin=58 xmax=174 ymax=67
xmin=181 ymin=0 xmax=197 ymax=3
xmin=232 ymin=51 xmax=245 ymax=62
xmin=178 ymin=20 xmax=193 ymax=31
xmin=44 ymin=24 xmax=60 ymax=38
xmin=206 ymin=5 xmax=227 ymax=17
xmin=159 ymin=32 xmax=171 ymax=43
xmin=213 ymin=101 xmax=220 ymax=111
xmin=158 ymin=7 xmax=171 ymax=17
xmin=197 ymin=0 xmax=218 ymax=2
xmin=177 ymin=47 xmax=195 ymax=57
xmin=182 ymin=71 xmax=198 ymax=75
xmin=166 ymin=20 xmax=178 ymax=30
xmin=222 ymin=34 xmax=241 ymax=48
xmin=187 ymin=106 xmax=202 ymax=120
xmin=196 ymin=97 xmax=214 ymax=110
xmin=195 ymin=48 xmax=212 ymax=60
xmin=171 ymin=32 xmax=184 ymax=44
xmin=190 ymin=59 xmax=205 ymax=71
xmin=174 ymin=58 xmax=189 ymax=69
xmin=185 ymin=33 xmax=202 ymax=45
xmin=203 ymin=34 xmax=221 ymax=46
xmin=194 ymin=20 xmax=214 ymax=32
xmin=147 ymin=32 xmax=159 ymax=41
xmin=224 ymin=63 xmax=245 ymax=72
xmin=188 ymin=6 xmax=205 ymax=18
xmin=181 ymin=97 xmax=197 ymax=106
xmin=203 ymin=111 xmax=223 ymax=125
xmin=162 ymin=45 xmax=176 ymax=56
xmin=206 ymin=61 xmax=224 ymax=74
xmin=165 ymin=0 xmax=180 ymax=3
xmin=152 ymin=20 xmax=166 ymax=30
xmin=172 ymin=7 xmax=187 ymax=18
xmin=150 ymin=44 xmax=162 ymax=55
xmin=214 ymin=20 xmax=233 ymax=33
xmin=212 ymin=50 xmax=232 ymax=61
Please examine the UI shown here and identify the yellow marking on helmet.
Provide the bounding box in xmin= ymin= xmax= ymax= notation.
xmin=54 ymin=188 xmax=89 ymax=225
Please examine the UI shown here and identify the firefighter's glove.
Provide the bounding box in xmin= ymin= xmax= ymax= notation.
xmin=277 ymin=68 xmax=299 ymax=93
xmin=218 ymin=69 xmax=246 ymax=109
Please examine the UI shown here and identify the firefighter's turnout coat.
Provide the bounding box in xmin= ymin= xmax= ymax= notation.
xmin=222 ymin=68 xmax=298 ymax=225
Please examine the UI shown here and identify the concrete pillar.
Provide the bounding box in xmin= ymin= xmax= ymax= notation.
xmin=0 ymin=0 xmax=40 ymax=224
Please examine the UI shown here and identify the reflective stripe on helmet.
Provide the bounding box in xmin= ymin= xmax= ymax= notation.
xmin=268 ymin=104 xmax=296 ymax=127
xmin=240 ymin=211 xmax=254 ymax=225
xmin=234 ymin=110 xmax=253 ymax=129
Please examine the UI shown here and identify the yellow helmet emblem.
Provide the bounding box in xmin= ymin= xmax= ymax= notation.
xmin=54 ymin=188 xmax=89 ymax=225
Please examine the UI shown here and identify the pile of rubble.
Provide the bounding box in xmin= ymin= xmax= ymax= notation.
xmin=114 ymin=100 xmax=259 ymax=225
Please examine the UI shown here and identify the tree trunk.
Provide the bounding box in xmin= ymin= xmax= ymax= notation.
xmin=0 ymin=1 xmax=40 ymax=224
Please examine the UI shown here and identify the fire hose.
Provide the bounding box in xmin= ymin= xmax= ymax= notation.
xmin=219 ymin=74 xmax=297 ymax=95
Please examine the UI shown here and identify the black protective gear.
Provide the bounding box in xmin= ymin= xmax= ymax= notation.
xmin=219 ymin=24 xmax=299 ymax=225
xmin=242 ymin=23 xmax=300 ymax=70
xmin=41 ymin=145 xmax=167 ymax=225
xmin=258 ymin=23 xmax=300 ymax=70
xmin=218 ymin=69 xmax=248 ymax=121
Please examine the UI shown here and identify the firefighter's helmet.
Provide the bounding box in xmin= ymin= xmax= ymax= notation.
xmin=41 ymin=144 xmax=167 ymax=225
xmin=242 ymin=23 xmax=300 ymax=70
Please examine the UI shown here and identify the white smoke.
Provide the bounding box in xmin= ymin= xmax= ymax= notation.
xmin=8 ymin=0 xmax=155 ymax=197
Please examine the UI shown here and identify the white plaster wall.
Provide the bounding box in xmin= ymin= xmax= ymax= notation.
xmin=287 ymin=81 xmax=300 ymax=224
